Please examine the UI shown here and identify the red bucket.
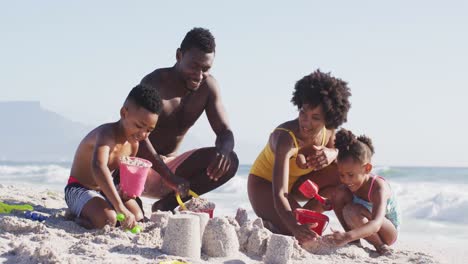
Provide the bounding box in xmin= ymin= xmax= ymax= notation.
xmin=294 ymin=208 xmax=329 ymax=235
xmin=194 ymin=208 xmax=214 ymax=218
xmin=119 ymin=157 xmax=152 ymax=197
xmin=179 ymin=208 xmax=215 ymax=218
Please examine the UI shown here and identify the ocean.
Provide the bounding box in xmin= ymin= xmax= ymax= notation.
xmin=2 ymin=162 xmax=468 ymax=245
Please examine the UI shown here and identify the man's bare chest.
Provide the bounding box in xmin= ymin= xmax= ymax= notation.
xmin=157 ymin=95 xmax=206 ymax=129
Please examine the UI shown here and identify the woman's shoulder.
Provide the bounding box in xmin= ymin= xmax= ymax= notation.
xmin=268 ymin=120 xmax=299 ymax=153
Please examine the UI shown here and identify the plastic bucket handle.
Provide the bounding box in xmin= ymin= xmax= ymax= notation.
xmin=176 ymin=190 xmax=199 ymax=210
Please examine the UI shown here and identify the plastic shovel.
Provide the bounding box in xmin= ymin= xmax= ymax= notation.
xmin=0 ymin=202 xmax=34 ymax=214
xmin=116 ymin=213 xmax=142 ymax=234
xmin=298 ymin=180 xmax=327 ymax=205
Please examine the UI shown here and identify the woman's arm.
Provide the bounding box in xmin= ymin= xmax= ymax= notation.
xmin=270 ymin=130 xmax=318 ymax=242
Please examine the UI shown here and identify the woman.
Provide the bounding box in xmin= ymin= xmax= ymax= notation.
xmin=248 ymin=70 xmax=352 ymax=243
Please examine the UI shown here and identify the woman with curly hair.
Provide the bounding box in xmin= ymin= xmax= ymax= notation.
xmin=248 ymin=70 xmax=351 ymax=243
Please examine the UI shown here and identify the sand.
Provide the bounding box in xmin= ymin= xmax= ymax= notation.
xmin=184 ymin=197 xmax=215 ymax=211
xmin=0 ymin=184 xmax=458 ymax=264
xmin=120 ymin=156 xmax=152 ymax=167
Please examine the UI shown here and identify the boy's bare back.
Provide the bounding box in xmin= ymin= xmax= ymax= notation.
xmin=70 ymin=122 xmax=137 ymax=190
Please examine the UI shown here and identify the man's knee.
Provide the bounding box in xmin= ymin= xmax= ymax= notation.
xmin=227 ymin=151 xmax=239 ymax=177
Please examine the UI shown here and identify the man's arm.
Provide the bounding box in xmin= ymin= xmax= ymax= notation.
xmin=141 ymin=138 xmax=190 ymax=196
xmin=204 ymin=76 xmax=235 ymax=180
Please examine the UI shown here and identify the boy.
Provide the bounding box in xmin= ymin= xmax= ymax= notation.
xmin=65 ymin=85 xmax=162 ymax=229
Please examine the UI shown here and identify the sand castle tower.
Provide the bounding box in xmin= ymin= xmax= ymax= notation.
xmin=264 ymin=234 xmax=294 ymax=264
xmin=162 ymin=214 xmax=201 ymax=259
xmin=202 ymin=217 xmax=239 ymax=257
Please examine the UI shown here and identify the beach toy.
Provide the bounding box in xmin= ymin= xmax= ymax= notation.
xmin=294 ymin=208 xmax=329 ymax=236
xmin=299 ymin=180 xmax=328 ymax=206
xmin=158 ymin=261 xmax=189 ymax=264
xmin=176 ymin=190 xmax=215 ymax=218
xmin=116 ymin=213 xmax=142 ymax=234
xmin=0 ymin=202 xmax=33 ymax=214
xmin=119 ymin=156 xmax=152 ymax=197
xmin=24 ymin=211 xmax=48 ymax=222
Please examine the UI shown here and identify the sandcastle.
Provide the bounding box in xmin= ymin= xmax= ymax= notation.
xmin=155 ymin=206 xmax=334 ymax=262
xmin=184 ymin=197 xmax=215 ymax=211
xmin=150 ymin=210 xmax=173 ymax=237
xmin=180 ymin=211 xmax=209 ymax=239
xmin=202 ymin=217 xmax=239 ymax=257
xmin=161 ymin=214 xmax=201 ymax=259
xmin=264 ymin=234 xmax=295 ymax=264
xmin=238 ymin=217 xmax=272 ymax=257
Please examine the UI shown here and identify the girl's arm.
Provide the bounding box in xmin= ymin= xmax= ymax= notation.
xmin=345 ymin=180 xmax=390 ymax=241
xmin=270 ymin=131 xmax=318 ymax=242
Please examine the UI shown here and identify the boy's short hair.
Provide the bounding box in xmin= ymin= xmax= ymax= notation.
xmin=126 ymin=85 xmax=162 ymax=114
xmin=180 ymin=27 xmax=216 ymax=53
xmin=291 ymin=70 xmax=351 ymax=129
xmin=335 ymin=128 xmax=374 ymax=163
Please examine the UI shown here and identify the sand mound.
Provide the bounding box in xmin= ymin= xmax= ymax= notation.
xmin=202 ymin=217 xmax=239 ymax=257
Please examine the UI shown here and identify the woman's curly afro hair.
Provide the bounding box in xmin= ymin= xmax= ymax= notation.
xmin=291 ymin=70 xmax=351 ymax=129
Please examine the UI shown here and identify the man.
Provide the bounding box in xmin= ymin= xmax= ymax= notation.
xmin=137 ymin=27 xmax=239 ymax=212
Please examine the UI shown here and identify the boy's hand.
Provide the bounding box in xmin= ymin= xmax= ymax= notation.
xmin=116 ymin=206 xmax=136 ymax=229
xmin=207 ymin=150 xmax=231 ymax=181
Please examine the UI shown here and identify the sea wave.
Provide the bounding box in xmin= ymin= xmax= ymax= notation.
xmin=2 ymin=164 xmax=468 ymax=224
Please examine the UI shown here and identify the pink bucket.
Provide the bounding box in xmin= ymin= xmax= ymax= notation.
xmin=119 ymin=157 xmax=152 ymax=197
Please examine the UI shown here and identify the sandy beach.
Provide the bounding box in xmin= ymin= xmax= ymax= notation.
xmin=0 ymin=184 xmax=460 ymax=264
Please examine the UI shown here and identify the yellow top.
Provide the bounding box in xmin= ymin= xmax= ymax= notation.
xmin=250 ymin=127 xmax=327 ymax=191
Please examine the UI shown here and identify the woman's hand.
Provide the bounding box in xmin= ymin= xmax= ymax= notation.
xmin=291 ymin=222 xmax=320 ymax=244
xmin=296 ymin=153 xmax=308 ymax=169
xmin=307 ymin=146 xmax=338 ymax=170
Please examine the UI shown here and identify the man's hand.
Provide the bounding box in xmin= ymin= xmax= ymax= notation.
xmin=307 ymin=146 xmax=338 ymax=170
xmin=168 ymin=175 xmax=190 ymax=198
xmin=207 ymin=150 xmax=231 ymax=181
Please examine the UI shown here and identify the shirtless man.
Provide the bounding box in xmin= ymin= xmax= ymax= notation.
xmin=136 ymin=27 xmax=239 ymax=212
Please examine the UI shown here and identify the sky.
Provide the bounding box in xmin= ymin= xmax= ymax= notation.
xmin=1 ymin=1 xmax=467 ymax=167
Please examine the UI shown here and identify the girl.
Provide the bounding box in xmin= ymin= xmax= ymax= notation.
xmin=327 ymin=128 xmax=401 ymax=254
xmin=248 ymin=70 xmax=352 ymax=243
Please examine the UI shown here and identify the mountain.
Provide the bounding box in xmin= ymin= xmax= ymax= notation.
xmin=0 ymin=101 xmax=91 ymax=162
